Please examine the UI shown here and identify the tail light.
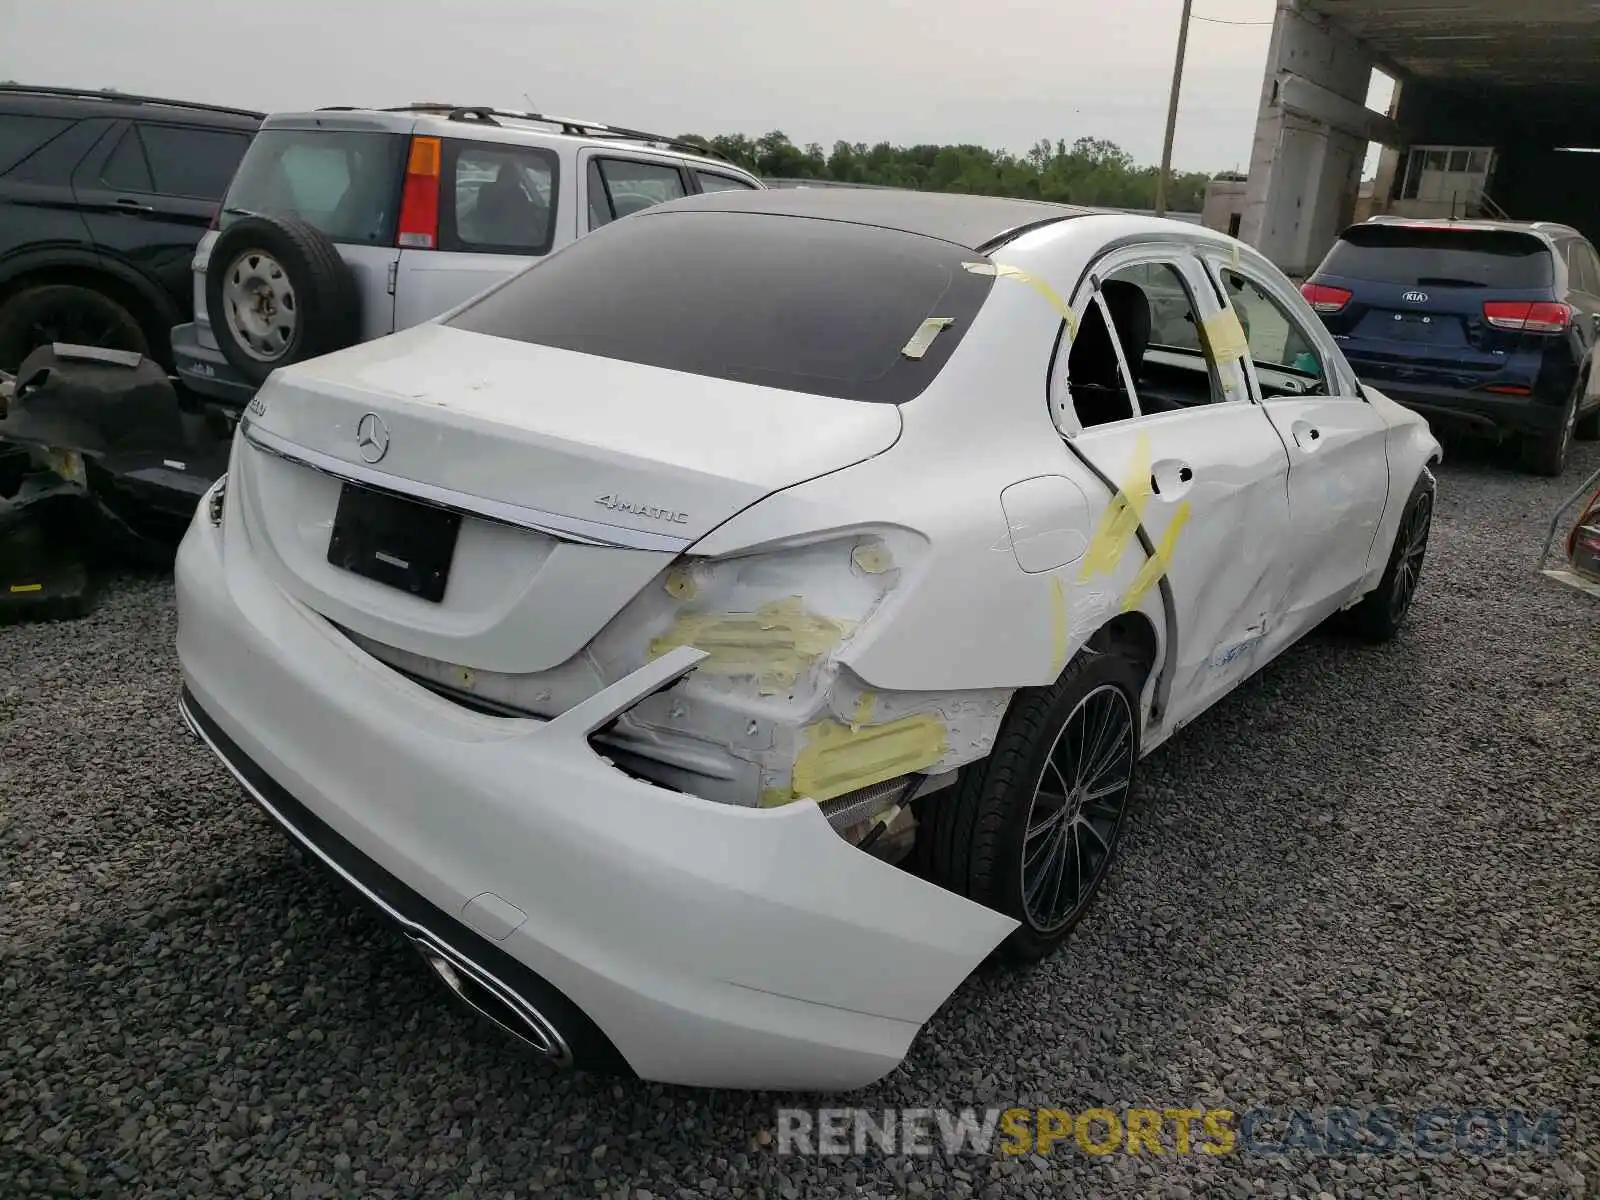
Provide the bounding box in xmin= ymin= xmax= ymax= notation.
xmin=1301 ymin=282 xmax=1352 ymax=313
xmin=396 ymin=135 xmax=442 ymax=249
xmin=1482 ymin=301 xmax=1572 ymax=333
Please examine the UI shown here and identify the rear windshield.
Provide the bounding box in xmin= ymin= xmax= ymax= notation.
xmin=221 ymin=128 xmax=406 ymax=246
xmin=1319 ymin=225 xmax=1554 ymax=290
xmin=444 ymin=209 xmax=996 ymax=403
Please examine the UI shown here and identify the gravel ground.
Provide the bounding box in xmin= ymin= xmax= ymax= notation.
xmin=3 ymin=438 xmax=1597 ymax=1199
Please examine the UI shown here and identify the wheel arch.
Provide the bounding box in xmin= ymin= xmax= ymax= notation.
xmin=0 ymin=253 xmax=183 ymax=362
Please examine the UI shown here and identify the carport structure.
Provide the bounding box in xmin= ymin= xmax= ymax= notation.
xmin=1238 ymin=0 xmax=1600 ymax=277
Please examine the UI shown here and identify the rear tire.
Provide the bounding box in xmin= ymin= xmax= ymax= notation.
xmin=915 ymin=646 xmax=1143 ymax=965
xmin=1520 ymin=390 xmax=1578 ymax=476
xmin=1342 ymin=468 xmax=1434 ymax=643
xmin=0 ymin=284 xmax=149 ymax=373
xmin=205 ymin=214 xmax=361 ymax=386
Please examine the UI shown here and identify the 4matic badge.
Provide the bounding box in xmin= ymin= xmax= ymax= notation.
xmin=595 ymin=495 xmax=689 ymax=525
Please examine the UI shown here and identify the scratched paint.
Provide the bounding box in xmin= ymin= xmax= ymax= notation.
xmin=1121 ymin=501 xmax=1192 ymax=612
xmin=1079 ymin=432 xmax=1154 ymax=582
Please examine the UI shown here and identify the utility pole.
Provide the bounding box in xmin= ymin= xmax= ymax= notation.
xmin=1154 ymin=0 xmax=1194 ymax=218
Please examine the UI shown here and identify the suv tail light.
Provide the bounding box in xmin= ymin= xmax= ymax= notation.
xmin=1301 ymin=282 xmax=1352 ymax=313
xmin=396 ymin=135 xmax=442 ymax=250
xmin=1482 ymin=300 xmax=1572 ymax=333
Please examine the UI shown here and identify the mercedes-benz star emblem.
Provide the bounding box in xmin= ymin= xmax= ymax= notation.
xmin=355 ymin=412 xmax=390 ymax=464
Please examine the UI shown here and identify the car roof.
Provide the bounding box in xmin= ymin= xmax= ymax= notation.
xmin=1356 ymin=215 xmax=1583 ymax=242
xmin=0 ymin=84 xmax=263 ymax=127
xmin=636 ymin=186 xmax=1095 ymax=251
xmin=262 ymin=105 xmax=759 ymax=178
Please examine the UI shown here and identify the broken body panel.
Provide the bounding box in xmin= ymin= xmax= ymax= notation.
xmin=176 ymin=203 xmax=1442 ymax=1088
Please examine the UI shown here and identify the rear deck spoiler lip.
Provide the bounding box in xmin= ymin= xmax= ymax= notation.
xmin=239 ymin=416 xmax=695 ymax=554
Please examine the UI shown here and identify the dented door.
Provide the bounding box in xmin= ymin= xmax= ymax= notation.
xmin=1059 ymin=247 xmax=1293 ymax=727
xmin=1207 ymin=257 xmax=1391 ymax=638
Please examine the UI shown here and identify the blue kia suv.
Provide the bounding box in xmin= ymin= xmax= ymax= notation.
xmin=1302 ymin=217 xmax=1600 ymax=475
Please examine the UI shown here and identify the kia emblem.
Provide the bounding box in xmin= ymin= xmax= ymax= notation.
xmin=1402 ymin=290 xmax=1429 ymax=304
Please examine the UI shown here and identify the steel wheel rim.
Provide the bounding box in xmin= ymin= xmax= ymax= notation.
xmin=1020 ymin=683 xmax=1135 ymax=934
xmin=222 ymin=250 xmax=297 ymax=362
xmin=1390 ymin=490 xmax=1432 ymax=622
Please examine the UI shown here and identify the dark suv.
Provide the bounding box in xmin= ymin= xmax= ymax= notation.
xmin=1301 ymin=217 xmax=1600 ymax=475
xmin=0 ymin=85 xmax=261 ymax=373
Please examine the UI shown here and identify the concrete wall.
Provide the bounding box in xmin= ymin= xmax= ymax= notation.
xmin=1239 ymin=0 xmax=1395 ymax=277
xmin=1201 ymin=179 xmax=1249 ymax=235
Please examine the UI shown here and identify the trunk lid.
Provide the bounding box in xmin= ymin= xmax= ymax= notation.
xmin=231 ymin=323 xmax=902 ymax=674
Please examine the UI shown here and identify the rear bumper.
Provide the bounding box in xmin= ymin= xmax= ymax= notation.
xmin=171 ymin=323 xmax=257 ymax=409
xmin=1355 ymin=376 xmax=1570 ymax=437
xmin=173 ymin=489 xmax=1016 ymax=1090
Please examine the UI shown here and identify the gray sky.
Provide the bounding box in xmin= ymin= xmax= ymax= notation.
xmin=2 ymin=0 xmax=1391 ymax=174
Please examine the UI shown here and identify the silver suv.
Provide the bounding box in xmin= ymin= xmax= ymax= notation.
xmin=171 ymin=104 xmax=764 ymax=408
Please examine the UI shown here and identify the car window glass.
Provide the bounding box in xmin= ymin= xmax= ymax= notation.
xmin=1219 ymin=268 xmax=1331 ymax=399
xmin=592 ymin=158 xmax=686 ymax=223
xmin=137 ymin=125 xmax=250 ymax=199
xmin=0 ymin=114 xmax=73 ymax=175
xmin=1066 ymin=261 xmax=1224 ymax=429
xmin=222 ymin=128 xmax=406 ymax=245
xmin=1575 ymin=244 xmax=1600 ymax=295
xmin=448 ymin=143 xmax=556 ymax=254
xmin=696 ymin=170 xmax=758 ymax=193
xmin=100 ymin=126 xmax=153 ymax=192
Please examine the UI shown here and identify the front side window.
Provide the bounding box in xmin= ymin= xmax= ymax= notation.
xmin=1219 ymin=268 xmax=1330 ymax=399
xmin=696 ymin=169 xmax=758 ymax=193
xmin=587 ymin=157 xmax=687 ymax=227
xmin=445 ymin=142 xmax=557 ymax=254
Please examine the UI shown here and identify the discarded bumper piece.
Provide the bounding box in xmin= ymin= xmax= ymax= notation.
xmin=0 ymin=345 xmax=231 ymax=619
xmin=1539 ymin=463 xmax=1600 ymax=600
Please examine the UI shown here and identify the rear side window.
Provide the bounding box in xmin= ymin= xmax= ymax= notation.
xmin=0 ymin=114 xmax=73 ymax=175
xmin=221 ymin=128 xmax=407 ymax=246
xmin=446 ymin=209 xmax=996 ymax=403
xmin=1319 ymin=225 xmax=1554 ymax=290
xmin=137 ymin=124 xmax=251 ymax=199
xmin=444 ymin=141 xmax=557 ymax=255
xmin=587 ymin=157 xmax=687 ymax=226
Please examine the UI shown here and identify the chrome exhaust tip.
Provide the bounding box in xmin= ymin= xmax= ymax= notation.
xmin=410 ymin=935 xmax=573 ymax=1066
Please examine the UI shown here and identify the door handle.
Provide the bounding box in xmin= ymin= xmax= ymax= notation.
xmin=1292 ymin=421 xmax=1322 ymax=450
xmin=1150 ymin=460 xmax=1194 ymax=497
xmin=113 ymin=197 xmax=154 ymax=212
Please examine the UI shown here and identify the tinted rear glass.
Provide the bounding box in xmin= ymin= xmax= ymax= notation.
xmin=221 ymin=128 xmax=406 ymax=245
xmin=0 ymin=113 xmax=72 ymax=175
xmin=1320 ymin=225 xmax=1554 ymax=290
xmin=446 ymin=209 xmax=996 ymax=403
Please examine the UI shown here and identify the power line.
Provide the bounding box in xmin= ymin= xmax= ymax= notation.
xmin=1192 ymin=14 xmax=1273 ymax=25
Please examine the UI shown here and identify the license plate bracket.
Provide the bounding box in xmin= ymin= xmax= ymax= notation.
xmin=326 ymin=482 xmax=462 ymax=603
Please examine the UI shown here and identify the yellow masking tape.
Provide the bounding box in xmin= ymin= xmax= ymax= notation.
xmin=1121 ymin=500 xmax=1192 ymax=612
xmin=648 ymin=597 xmax=850 ymax=694
xmin=1202 ymin=309 xmax=1250 ymax=364
xmin=963 ymin=262 xmax=1079 ymax=339
xmin=1049 ymin=575 xmax=1069 ymax=675
xmin=1078 ymin=431 xmax=1154 ymax=581
xmin=9 ymin=583 xmax=43 ymax=593
xmin=851 ymin=691 xmax=875 ymax=731
xmin=790 ymin=712 xmax=949 ymax=802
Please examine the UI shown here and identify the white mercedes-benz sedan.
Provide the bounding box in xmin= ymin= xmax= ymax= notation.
xmin=174 ymin=188 xmax=1442 ymax=1091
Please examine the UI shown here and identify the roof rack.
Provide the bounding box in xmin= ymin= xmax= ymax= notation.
xmin=331 ymin=104 xmax=734 ymax=164
xmin=0 ymin=83 xmax=263 ymax=120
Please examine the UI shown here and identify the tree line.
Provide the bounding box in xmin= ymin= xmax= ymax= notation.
xmin=676 ymin=131 xmax=1223 ymax=213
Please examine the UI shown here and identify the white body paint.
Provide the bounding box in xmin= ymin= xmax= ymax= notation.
xmin=174 ymin=208 xmax=1441 ymax=1090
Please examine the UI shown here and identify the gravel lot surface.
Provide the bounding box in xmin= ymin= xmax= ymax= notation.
xmin=3 ymin=439 xmax=1597 ymax=1199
